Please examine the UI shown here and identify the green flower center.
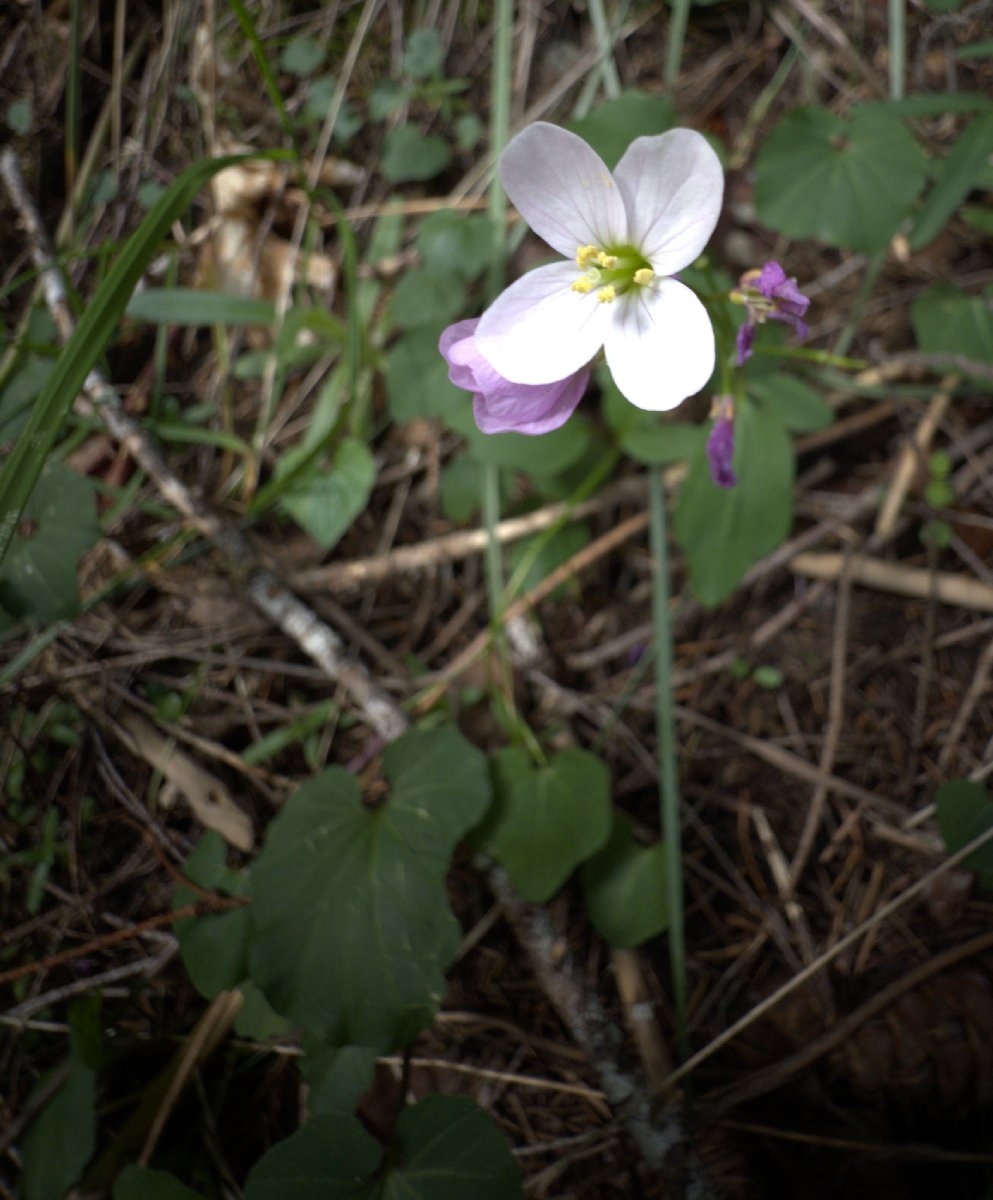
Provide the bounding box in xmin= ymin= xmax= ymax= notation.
xmin=570 ymin=243 xmax=654 ymax=304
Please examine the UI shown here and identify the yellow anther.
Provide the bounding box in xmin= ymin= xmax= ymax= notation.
xmin=597 ymin=285 xmax=617 ymax=304
xmin=571 ymin=277 xmax=595 ymax=295
xmin=633 ymin=268 xmax=654 ymax=286
xmin=596 ymin=251 xmax=617 ymax=269
xmin=576 ymin=245 xmax=600 ymax=268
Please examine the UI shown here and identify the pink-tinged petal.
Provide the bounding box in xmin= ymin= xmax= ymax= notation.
xmin=613 ymin=129 xmax=723 ymax=275
xmin=499 ymin=123 xmax=628 ymax=258
xmin=475 ymin=262 xmax=610 ymax=384
xmin=474 ymin=366 xmax=590 ymax=436
xmin=603 ymin=278 xmax=715 ymax=412
xmin=439 ymin=318 xmax=483 ymax=390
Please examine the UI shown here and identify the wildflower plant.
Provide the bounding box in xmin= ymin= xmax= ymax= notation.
xmin=441 ymin=114 xmax=821 ymax=1040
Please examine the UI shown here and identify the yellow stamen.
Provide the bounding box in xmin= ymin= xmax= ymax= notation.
xmin=597 ymin=285 xmax=616 ymax=304
xmin=596 ymin=251 xmax=617 ymax=269
xmin=633 ymin=268 xmax=654 ymax=286
xmin=571 ymin=277 xmax=595 ymax=295
xmin=576 ymin=245 xmax=600 ymax=268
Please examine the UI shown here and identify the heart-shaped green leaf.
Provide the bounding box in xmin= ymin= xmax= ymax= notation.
xmin=0 ymin=462 xmax=100 ymax=627
xmin=277 ymin=436 xmax=376 ymax=550
xmin=755 ymin=105 xmax=927 ymax=251
xmin=583 ymin=813 xmax=668 ymax=948
xmin=912 ymin=285 xmax=993 ymax=386
xmin=114 ymin=1167 xmax=207 ymax=1200
xmin=174 ymin=832 xmax=251 ymax=1000
xmin=243 ymin=1097 xmax=521 ymax=1200
xmin=248 ymin=726 xmax=490 ymax=1049
xmin=475 ymin=748 xmax=612 ymax=902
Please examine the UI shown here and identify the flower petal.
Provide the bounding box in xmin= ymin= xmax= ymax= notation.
xmin=499 ymin=123 xmax=628 ymax=258
xmin=473 ymin=366 xmax=590 ymax=436
xmin=439 ymin=318 xmax=483 ymax=391
xmin=475 ymin=261 xmax=609 ymax=384
xmin=604 ymin=278 xmax=715 ymax=411
xmin=613 ymin=129 xmax=723 ymax=275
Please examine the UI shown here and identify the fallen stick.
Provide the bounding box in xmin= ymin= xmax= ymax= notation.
xmin=791 ymin=550 xmax=993 ymax=613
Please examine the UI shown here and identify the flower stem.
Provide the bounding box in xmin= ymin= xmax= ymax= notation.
xmin=664 ymin=0 xmax=691 ymax=88
xmin=888 ymin=0 xmax=906 ymax=101
xmin=481 ymin=0 xmax=513 ymax=648
xmin=648 ymin=464 xmax=687 ymax=1055
xmin=485 ymin=0 xmax=513 ymax=300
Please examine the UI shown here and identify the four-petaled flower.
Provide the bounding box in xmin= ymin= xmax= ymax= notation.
xmin=474 ymin=122 xmax=724 ymax=413
xmin=440 ymin=318 xmax=590 ymax=436
xmin=733 ymin=261 xmax=810 ymax=366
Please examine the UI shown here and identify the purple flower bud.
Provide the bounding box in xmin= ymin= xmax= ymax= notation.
xmin=439 ymin=318 xmax=590 ymax=436
xmin=706 ymin=397 xmax=737 ymax=488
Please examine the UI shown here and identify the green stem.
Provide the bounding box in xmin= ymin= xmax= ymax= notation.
xmin=664 ymin=0 xmax=691 ymax=89
xmin=481 ymin=0 xmax=514 ymax=639
xmin=649 ymin=465 xmax=687 ymax=1054
xmin=485 ymin=0 xmax=513 ymax=300
xmin=888 ymin=0 xmax=906 ymax=101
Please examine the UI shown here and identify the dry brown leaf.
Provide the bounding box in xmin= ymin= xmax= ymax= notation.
xmin=120 ymin=712 xmax=254 ymax=851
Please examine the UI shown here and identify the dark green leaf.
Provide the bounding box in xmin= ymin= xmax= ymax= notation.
xmin=383 ymin=1095 xmax=522 ymax=1199
xmin=871 ymin=93 xmax=993 ymax=118
xmin=417 ymin=211 xmax=495 ymax=281
xmin=475 ymin=748 xmax=612 ymax=902
xmin=506 ymin=523 xmax=590 ymax=600
xmin=382 ymin=127 xmax=451 ymax=183
xmin=463 ymin=413 xmax=595 ymax=477
xmin=126 ymin=288 xmax=277 ymax=327
xmin=386 ymin=330 xmax=468 ymax=425
xmin=0 ymin=463 xmax=99 ymax=625
xmin=244 ymin=1115 xmax=380 ymax=1200
xmin=936 ymin=780 xmax=993 ymax=888
xmin=114 ymin=1166 xmax=207 ymax=1200
xmin=299 ymin=1041 xmax=378 ymax=1117
xmin=749 ymin=371 xmax=834 ymax=433
xmin=277 ymin=435 xmax=376 ymax=551
xmin=404 ymin=29 xmax=445 ymax=79
xmin=280 ymin=37 xmax=325 ymax=77
xmin=674 ymin=398 xmax=794 ymax=606
xmin=248 ymin=726 xmax=490 ymax=1048
xmin=174 ymin=832 xmax=251 ymax=1000
xmin=568 ymin=91 xmax=678 ymax=168
xmin=244 ymin=1097 xmax=521 ymax=1200
xmin=582 ymin=814 xmax=667 ymax=947
xmin=912 ymin=285 xmax=993 ymax=386
xmin=755 ymin=106 xmax=927 ymax=251
xmin=391 ymin=267 xmax=466 ymax=330
xmin=910 ymin=112 xmax=993 ymax=250
xmin=22 ymin=1053 xmax=95 ymax=1200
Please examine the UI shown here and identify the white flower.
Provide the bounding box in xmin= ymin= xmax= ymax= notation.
xmin=475 ymin=122 xmax=724 ymax=412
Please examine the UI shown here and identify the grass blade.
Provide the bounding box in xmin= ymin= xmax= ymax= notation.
xmin=0 ymin=150 xmax=292 ymax=566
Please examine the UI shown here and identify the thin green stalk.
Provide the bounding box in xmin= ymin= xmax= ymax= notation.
xmin=482 ymin=463 xmax=504 ymax=622
xmin=480 ymin=0 xmax=515 ymax=628
xmin=586 ymin=0 xmax=622 ymax=100
xmin=833 ymin=250 xmax=885 ymax=359
xmin=888 ymin=0 xmax=906 ymax=101
xmin=66 ymin=0 xmax=83 ymax=234
xmin=664 ymin=0 xmax=691 ymax=89
xmin=649 ymin=465 xmax=687 ymax=1054
xmin=485 ymin=0 xmax=514 ymax=299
